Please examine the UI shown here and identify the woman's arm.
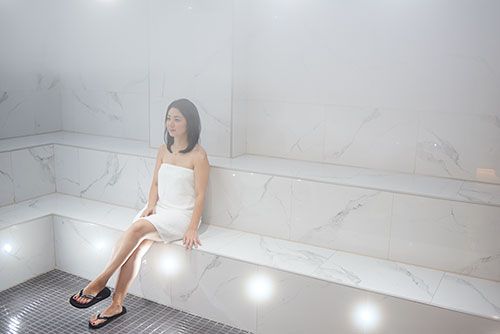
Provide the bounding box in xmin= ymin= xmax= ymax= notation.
xmin=146 ymin=145 xmax=165 ymax=208
xmin=187 ymin=150 xmax=210 ymax=231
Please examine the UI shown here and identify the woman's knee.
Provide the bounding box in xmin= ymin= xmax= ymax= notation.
xmin=128 ymin=219 xmax=155 ymax=237
xmin=130 ymin=239 xmax=154 ymax=260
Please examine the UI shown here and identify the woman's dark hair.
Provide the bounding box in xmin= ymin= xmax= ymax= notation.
xmin=163 ymin=98 xmax=201 ymax=154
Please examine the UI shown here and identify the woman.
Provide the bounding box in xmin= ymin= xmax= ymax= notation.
xmin=68 ymin=98 xmax=210 ymax=329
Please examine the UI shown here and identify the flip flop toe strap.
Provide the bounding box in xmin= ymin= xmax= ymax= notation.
xmin=97 ymin=312 xmax=116 ymax=320
xmin=79 ymin=289 xmax=97 ymax=299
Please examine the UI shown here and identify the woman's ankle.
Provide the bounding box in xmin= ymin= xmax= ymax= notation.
xmin=111 ymin=292 xmax=125 ymax=306
xmin=94 ymin=275 xmax=109 ymax=288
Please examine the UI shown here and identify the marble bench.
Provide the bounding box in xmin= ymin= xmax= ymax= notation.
xmin=1 ymin=193 xmax=499 ymax=333
xmin=1 ymin=131 xmax=500 ymax=284
xmin=1 ymin=131 xmax=499 ymax=207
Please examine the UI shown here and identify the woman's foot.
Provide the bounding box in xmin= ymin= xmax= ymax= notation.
xmin=71 ymin=279 xmax=107 ymax=305
xmin=89 ymin=303 xmax=124 ymax=327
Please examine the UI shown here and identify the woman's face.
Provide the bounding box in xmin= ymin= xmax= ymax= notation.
xmin=166 ymin=107 xmax=188 ymax=138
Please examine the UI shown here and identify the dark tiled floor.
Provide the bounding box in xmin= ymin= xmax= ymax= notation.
xmin=0 ymin=270 xmax=254 ymax=334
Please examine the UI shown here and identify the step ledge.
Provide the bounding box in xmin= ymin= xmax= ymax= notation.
xmin=1 ymin=193 xmax=499 ymax=322
xmin=1 ymin=131 xmax=499 ymax=207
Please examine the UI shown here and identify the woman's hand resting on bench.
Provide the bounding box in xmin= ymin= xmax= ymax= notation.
xmin=140 ymin=205 xmax=156 ymax=217
xmin=183 ymin=227 xmax=201 ymax=250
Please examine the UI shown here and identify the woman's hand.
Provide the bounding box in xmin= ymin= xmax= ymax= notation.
xmin=183 ymin=227 xmax=201 ymax=250
xmin=140 ymin=205 xmax=156 ymax=218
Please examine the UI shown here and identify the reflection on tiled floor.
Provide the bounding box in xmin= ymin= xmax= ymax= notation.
xmin=0 ymin=270 xmax=254 ymax=334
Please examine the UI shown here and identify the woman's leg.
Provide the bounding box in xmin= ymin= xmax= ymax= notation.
xmin=72 ymin=218 xmax=162 ymax=304
xmin=89 ymin=239 xmax=155 ymax=327
xmin=112 ymin=238 xmax=154 ymax=305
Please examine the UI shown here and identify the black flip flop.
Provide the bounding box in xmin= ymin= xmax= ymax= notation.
xmin=69 ymin=286 xmax=111 ymax=309
xmin=89 ymin=306 xmax=127 ymax=329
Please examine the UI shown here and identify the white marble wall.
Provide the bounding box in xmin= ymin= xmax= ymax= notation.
xmin=148 ymin=0 xmax=233 ymax=157
xmin=3 ymin=0 xmax=499 ymax=179
xmin=0 ymin=145 xmax=55 ymax=206
xmin=54 ymin=145 xmax=154 ymax=210
xmin=0 ymin=78 xmax=61 ymax=140
xmin=0 ymin=152 xmax=15 ymax=206
xmin=390 ymin=194 xmax=500 ymax=281
xmin=1 ymin=0 xmax=232 ymax=156
xmin=232 ymin=0 xmax=500 ymax=184
xmin=53 ymin=215 xmax=124 ymax=289
xmin=54 ymin=0 xmax=150 ymax=142
xmin=53 ymin=0 xmax=233 ymax=155
xmin=256 ymin=266 xmax=500 ymax=334
xmin=0 ymin=216 xmax=55 ymax=291
xmin=203 ymin=167 xmax=500 ymax=281
xmin=0 ymin=0 xmax=61 ymax=139
xmin=1 ymin=143 xmax=157 ymax=209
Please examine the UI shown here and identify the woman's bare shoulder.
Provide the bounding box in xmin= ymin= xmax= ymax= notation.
xmin=193 ymin=144 xmax=208 ymax=165
xmin=158 ymin=143 xmax=167 ymax=160
xmin=193 ymin=144 xmax=207 ymax=157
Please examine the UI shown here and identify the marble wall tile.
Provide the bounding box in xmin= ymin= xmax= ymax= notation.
xmin=416 ymin=111 xmax=500 ymax=184
xmin=60 ymin=90 xmax=148 ymax=142
xmin=232 ymin=0 xmax=500 ymax=182
xmin=256 ymin=266 xmax=366 ymax=334
xmin=204 ymin=168 xmax=292 ymax=239
xmin=371 ymin=279 xmax=500 ymax=333
xmin=54 ymin=145 xmax=80 ymax=196
xmin=137 ymin=156 xmax=156 ymax=209
xmin=231 ymin=99 xmax=248 ymax=157
xmin=148 ymin=0 xmax=233 ymax=157
xmin=0 ymin=0 xmax=55 ymax=75
xmin=0 ymin=87 xmax=62 ymax=139
xmin=33 ymin=89 xmax=62 ymax=135
xmin=215 ymin=233 xmax=334 ymax=277
xmin=0 ymin=0 xmax=61 ymax=141
xmin=290 ymin=179 xmax=393 ymax=258
xmin=11 ymin=145 xmax=55 ymax=202
xmin=233 ymin=0 xmax=330 ymax=104
xmin=78 ymin=148 xmax=142 ymax=209
xmin=0 ymin=216 xmax=55 ymax=291
xmin=245 ymin=99 xmax=325 ymax=161
xmin=134 ymin=242 xmax=176 ymax=305
xmin=256 ymin=266 xmax=500 ymax=334
xmin=0 ymin=152 xmax=15 ymax=206
xmin=0 ymin=91 xmax=35 ymax=139
xmin=53 ymin=216 xmax=123 ymax=288
xmin=234 ymin=0 xmax=500 ymax=109
xmin=58 ymin=73 xmax=148 ymax=97
xmin=311 ymin=250 xmax=444 ymax=304
xmin=390 ymin=193 xmax=500 ymax=281
xmin=53 ymin=0 xmax=149 ymax=95
xmin=324 ymin=105 xmax=419 ymax=173
xmin=431 ymin=273 xmax=500 ymax=321
xmin=53 ymin=145 xmax=168 ymax=210
xmin=171 ymin=250 xmax=257 ymax=332
xmin=52 ymin=0 xmax=149 ymax=142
